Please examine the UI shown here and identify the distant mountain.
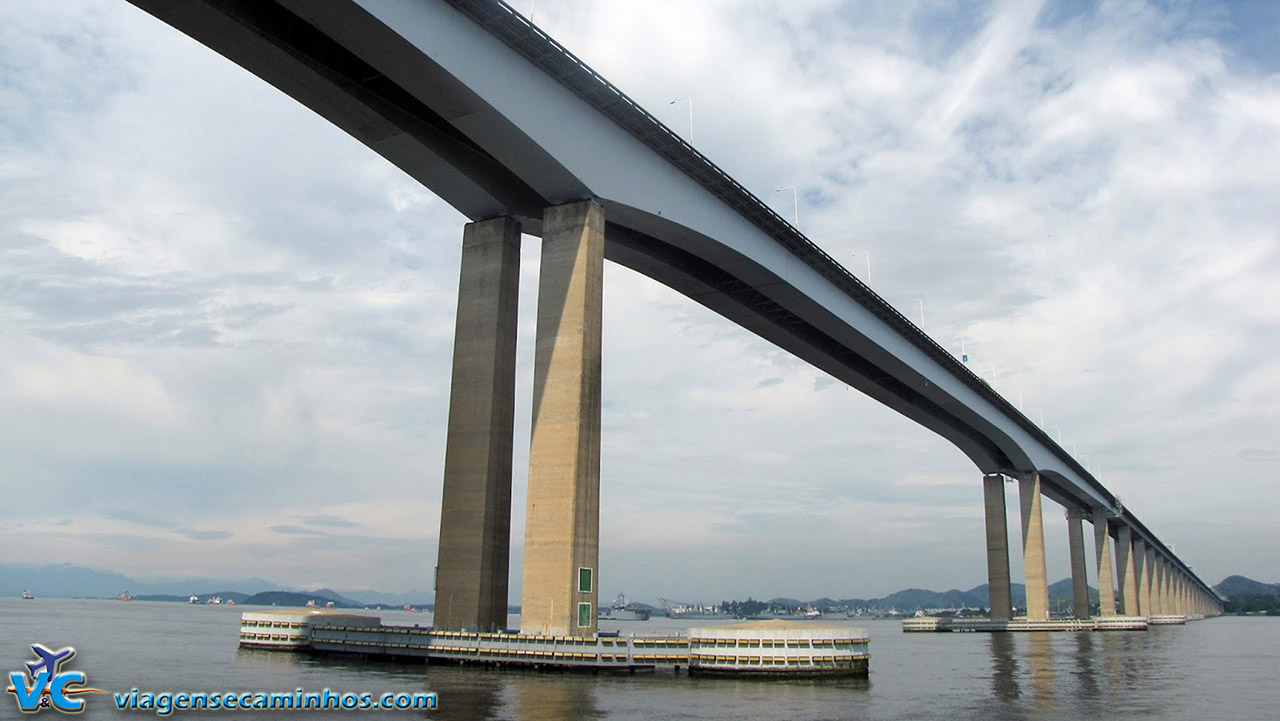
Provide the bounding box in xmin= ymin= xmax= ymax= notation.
xmin=332 ymin=588 xmax=435 ymax=607
xmin=1215 ymin=575 xmax=1280 ymax=597
xmin=0 ymin=564 xmax=285 ymax=599
xmin=241 ymin=591 xmax=352 ymax=608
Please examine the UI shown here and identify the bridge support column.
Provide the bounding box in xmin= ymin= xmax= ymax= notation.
xmin=1018 ymin=473 xmax=1050 ymax=621
xmin=1067 ymin=509 xmax=1091 ymax=619
xmin=1133 ymin=539 xmax=1150 ymax=616
xmin=435 ymin=216 xmax=522 ymax=632
xmin=1117 ymin=526 xmax=1138 ymax=615
xmin=1153 ymin=557 xmax=1166 ymax=615
xmin=1146 ymin=548 xmax=1157 ymax=614
xmin=983 ymin=474 xmax=1012 ymax=620
xmin=1093 ymin=510 xmax=1116 ymax=616
xmin=520 ymin=200 xmax=605 ymax=637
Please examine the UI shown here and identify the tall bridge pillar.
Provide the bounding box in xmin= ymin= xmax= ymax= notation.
xmin=1066 ymin=509 xmax=1091 ymax=619
xmin=1144 ymin=545 xmax=1159 ymax=615
xmin=1018 ymin=473 xmax=1050 ymax=621
xmin=435 ymin=216 xmax=522 ymax=632
xmin=1132 ymin=538 xmax=1149 ymax=616
xmin=982 ymin=474 xmax=1012 ymax=620
xmin=1116 ymin=526 xmax=1138 ymax=615
xmin=1093 ymin=510 xmax=1116 ymax=616
xmin=520 ymin=200 xmax=605 ymax=637
xmin=1153 ymin=556 xmax=1166 ymax=615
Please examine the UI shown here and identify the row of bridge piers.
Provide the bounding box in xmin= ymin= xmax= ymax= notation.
xmin=429 ymin=198 xmax=1219 ymax=638
xmin=983 ymin=473 xmax=1222 ymax=620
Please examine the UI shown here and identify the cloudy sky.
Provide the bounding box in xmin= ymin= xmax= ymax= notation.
xmin=2 ymin=0 xmax=1278 ymax=603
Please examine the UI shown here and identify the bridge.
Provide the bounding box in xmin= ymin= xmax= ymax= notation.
xmin=127 ymin=0 xmax=1223 ymax=634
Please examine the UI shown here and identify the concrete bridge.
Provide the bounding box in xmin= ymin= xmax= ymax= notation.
xmin=127 ymin=0 xmax=1223 ymax=633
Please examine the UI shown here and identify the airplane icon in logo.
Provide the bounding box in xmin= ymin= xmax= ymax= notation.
xmin=25 ymin=645 xmax=76 ymax=682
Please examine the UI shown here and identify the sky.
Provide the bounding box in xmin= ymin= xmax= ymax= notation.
xmin=1 ymin=0 xmax=1278 ymax=603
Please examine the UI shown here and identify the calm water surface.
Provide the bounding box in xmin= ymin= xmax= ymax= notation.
xmin=2 ymin=600 xmax=1275 ymax=720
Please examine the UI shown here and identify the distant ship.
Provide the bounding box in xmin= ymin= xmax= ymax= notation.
xmin=21 ymin=589 xmax=34 ymax=600
xmin=119 ymin=590 xmax=133 ymax=601
xmin=403 ymin=604 xmax=421 ymax=613
xmin=599 ymin=593 xmax=650 ymax=621
xmin=206 ymin=596 xmax=222 ymax=605
xmin=659 ymin=598 xmax=728 ymax=620
xmin=188 ymin=595 xmax=200 ymax=604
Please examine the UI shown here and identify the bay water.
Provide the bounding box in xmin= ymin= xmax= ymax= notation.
xmin=3 ymin=599 xmax=1275 ymax=720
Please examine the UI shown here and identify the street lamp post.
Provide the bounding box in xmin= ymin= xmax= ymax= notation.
xmin=851 ymin=250 xmax=872 ymax=288
xmin=669 ymin=96 xmax=693 ymax=144
xmin=905 ymin=298 xmax=925 ymax=326
xmin=775 ymin=186 xmax=799 ymax=226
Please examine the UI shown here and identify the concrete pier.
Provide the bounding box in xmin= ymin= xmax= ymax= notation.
xmin=1067 ymin=510 xmax=1090 ymax=619
xmin=983 ymin=474 xmax=1012 ymax=620
xmin=1018 ymin=473 xmax=1049 ymax=621
xmin=1117 ymin=526 xmax=1138 ymax=615
xmin=1134 ymin=540 xmax=1150 ymax=616
xmin=435 ymin=217 xmax=522 ymax=632
xmin=1093 ymin=510 xmax=1116 ymax=616
xmin=520 ymin=200 xmax=606 ymax=637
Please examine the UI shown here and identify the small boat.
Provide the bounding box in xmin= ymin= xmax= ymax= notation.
xmin=324 ymin=601 xmax=335 ymax=609
xmin=21 ymin=589 xmax=34 ymax=600
xmin=188 ymin=595 xmax=200 ymax=604
xmin=226 ymin=599 xmax=236 ymax=606
xmin=403 ymin=604 xmax=421 ymax=613
xmin=119 ymin=590 xmax=133 ymax=601
xmin=206 ymin=596 xmax=222 ymax=605
xmin=305 ymin=599 xmax=317 ymax=608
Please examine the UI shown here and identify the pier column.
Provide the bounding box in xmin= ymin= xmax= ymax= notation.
xmin=1133 ymin=539 xmax=1149 ymax=616
xmin=520 ymin=200 xmax=605 ymax=637
xmin=1117 ymin=526 xmax=1139 ymax=615
xmin=1093 ymin=510 xmax=1116 ymax=616
xmin=1019 ymin=472 xmax=1050 ymax=621
xmin=1153 ymin=557 xmax=1166 ymax=615
xmin=1142 ymin=545 xmax=1156 ymax=616
xmin=1067 ymin=509 xmax=1091 ymax=619
xmin=435 ymin=216 xmax=522 ymax=633
xmin=983 ymin=474 xmax=1013 ymax=620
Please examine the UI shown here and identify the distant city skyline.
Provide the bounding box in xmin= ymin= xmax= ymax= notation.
xmin=2 ymin=0 xmax=1279 ymax=601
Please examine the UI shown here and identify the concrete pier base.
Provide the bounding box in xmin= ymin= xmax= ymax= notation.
xmin=435 ymin=217 xmax=522 ymax=632
xmin=520 ymin=200 xmax=606 ymax=637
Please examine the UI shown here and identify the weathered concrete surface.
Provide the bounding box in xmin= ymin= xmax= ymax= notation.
xmin=435 ymin=216 xmax=521 ymax=632
xmin=983 ymin=474 xmax=1012 ymax=621
xmin=1067 ymin=509 xmax=1090 ymax=620
xmin=1019 ymin=473 xmax=1050 ymax=621
xmin=1093 ymin=510 xmax=1116 ymax=616
xmin=520 ymin=200 xmax=605 ymax=637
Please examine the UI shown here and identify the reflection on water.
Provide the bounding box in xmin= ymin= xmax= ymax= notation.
xmin=989 ymin=633 xmax=1020 ymax=703
xmin=1072 ymin=631 xmax=1099 ymax=698
xmin=426 ymin=666 xmax=504 ymax=721
xmin=513 ymin=674 xmax=600 ymax=721
xmin=1026 ymin=633 xmax=1054 ymax=710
